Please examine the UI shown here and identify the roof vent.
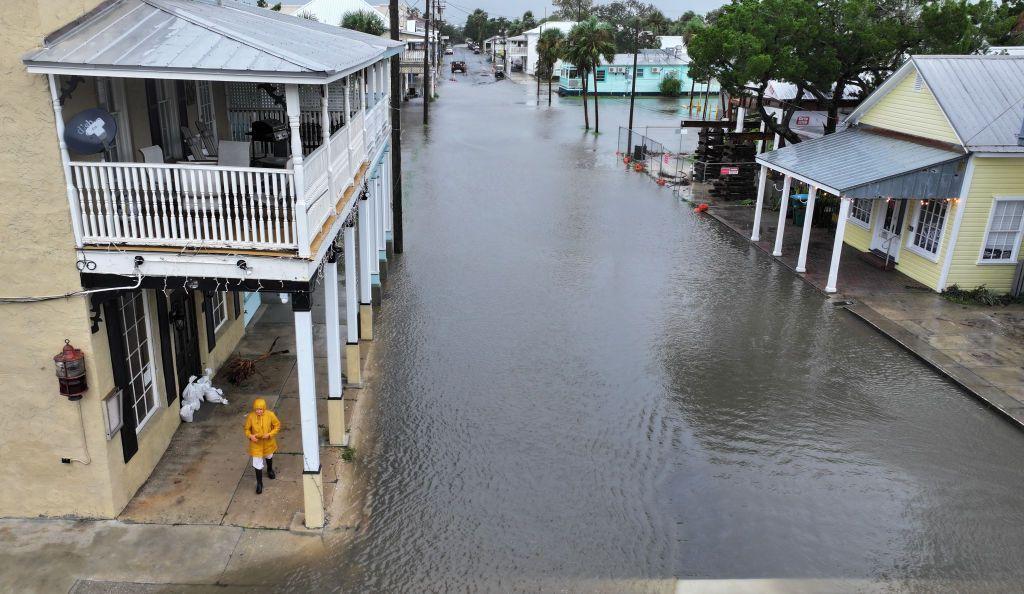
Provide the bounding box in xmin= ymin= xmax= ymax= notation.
xmin=913 ymin=72 xmax=924 ymax=92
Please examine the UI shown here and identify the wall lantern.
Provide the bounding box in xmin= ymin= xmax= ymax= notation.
xmin=54 ymin=339 xmax=88 ymax=400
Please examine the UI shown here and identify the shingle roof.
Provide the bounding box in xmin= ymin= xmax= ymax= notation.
xmin=23 ymin=0 xmax=403 ymax=82
xmin=911 ymin=55 xmax=1024 ymax=153
xmin=756 ymin=128 xmax=967 ymax=199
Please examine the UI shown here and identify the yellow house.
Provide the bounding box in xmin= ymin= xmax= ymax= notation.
xmin=2 ymin=0 xmax=401 ymax=528
xmin=751 ymin=55 xmax=1024 ymax=294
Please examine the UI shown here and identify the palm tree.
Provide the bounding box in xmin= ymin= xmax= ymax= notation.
xmin=565 ymin=18 xmax=615 ymax=133
xmin=563 ymin=29 xmax=591 ymax=129
xmin=341 ymin=10 xmax=387 ymax=36
xmin=536 ymin=28 xmax=565 ymax=105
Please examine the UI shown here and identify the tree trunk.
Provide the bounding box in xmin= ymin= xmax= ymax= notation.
xmin=537 ymin=67 xmax=541 ymax=99
xmin=548 ymin=76 xmax=552 ymax=105
xmin=593 ymin=69 xmax=600 ymax=134
xmin=582 ymin=72 xmax=590 ymax=130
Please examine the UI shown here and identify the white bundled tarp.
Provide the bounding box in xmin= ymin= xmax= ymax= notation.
xmin=180 ymin=368 xmax=229 ymax=422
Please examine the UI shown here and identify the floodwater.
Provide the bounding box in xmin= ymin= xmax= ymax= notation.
xmin=286 ymin=50 xmax=1024 ymax=591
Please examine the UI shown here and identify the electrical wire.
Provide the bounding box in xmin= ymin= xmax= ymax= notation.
xmin=66 ymin=399 xmax=92 ymax=465
xmin=0 ymin=270 xmax=143 ymax=304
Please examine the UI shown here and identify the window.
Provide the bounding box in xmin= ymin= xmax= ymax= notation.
xmin=119 ymin=291 xmax=158 ymax=431
xmin=650 ymin=67 xmax=662 ymax=75
xmin=96 ymin=78 xmax=130 ymax=162
xmin=211 ymin=291 xmax=228 ymax=332
xmin=849 ymin=198 xmax=873 ymax=227
xmin=568 ymin=68 xmax=578 ymax=79
xmin=909 ymin=199 xmax=949 ymax=257
xmin=635 ymin=68 xmax=644 ymax=78
xmin=194 ymin=80 xmax=217 ymax=146
xmin=595 ymin=69 xmax=606 ymax=82
xmin=981 ymin=198 xmax=1024 ymax=262
xmin=154 ymin=80 xmax=182 ymax=159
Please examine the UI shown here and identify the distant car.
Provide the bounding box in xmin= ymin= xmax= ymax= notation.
xmin=451 ymin=60 xmax=467 ymax=73
xmin=511 ymin=60 xmax=523 ymax=72
xmin=445 ymin=47 xmax=454 ymax=55
xmin=473 ymin=47 xmax=481 ymax=54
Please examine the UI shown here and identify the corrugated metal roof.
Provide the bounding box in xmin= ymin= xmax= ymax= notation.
xmin=912 ymin=55 xmax=1024 ymax=153
xmin=23 ymin=0 xmax=403 ymax=82
xmin=756 ymin=128 xmax=967 ymax=199
xmin=604 ymin=49 xmax=687 ymax=67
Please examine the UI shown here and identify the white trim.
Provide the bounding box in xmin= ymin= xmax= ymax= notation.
xmin=904 ymin=199 xmax=950 ymax=263
xmin=937 ymin=155 xmax=976 ymax=290
xmin=973 ymin=152 xmax=1024 ymax=158
xmin=848 ymin=197 xmax=872 ymax=229
xmin=754 ymin=160 xmax=842 ymax=196
xmin=126 ymin=291 xmax=161 ymax=434
xmin=211 ymin=291 xmax=228 ymax=332
xmin=977 ymin=195 xmax=1024 ymax=264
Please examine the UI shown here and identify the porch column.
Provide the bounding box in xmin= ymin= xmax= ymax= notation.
xmin=361 ymin=69 xmax=367 ymax=111
xmin=358 ymin=188 xmax=374 ymax=340
xmin=383 ymin=151 xmax=393 ymax=249
xmin=343 ymin=77 xmax=354 ymax=182
xmin=825 ymin=197 xmax=851 ymax=293
xmin=772 ymin=175 xmax=792 ymax=256
xmin=369 ymin=64 xmax=378 ymax=105
xmin=751 ymin=165 xmax=768 ymax=242
xmin=48 ymin=74 xmax=84 ymax=248
xmin=734 ymin=105 xmax=745 ymax=132
xmin=795 ymin=186 xmax=818 ymax=273
xmin=324 ymin=249 xmax=347 ymax=446
xmin=376 ymin=172 xmax=386 ymax=254
xmin=756 ymin=120 xmax=767 ymax=153
xmin=344 ymin=218 xmax=362 ymax=384
xmin=286 ymin=84 xmax=310 ymax=258
xmin=292 ymin=292 xmax=324 ymax=529
xmin=322 ymin=85 xmax=337 ymax=211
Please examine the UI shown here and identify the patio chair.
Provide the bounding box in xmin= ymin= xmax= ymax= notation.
xmin=181 ymin=126 xmax=214 ymax=162
xmin=139 ymin=145 xmax=165 ymax=164
xmin=217 ymin=140 xmax=251 ymax=167
xmin=195 ymin=120 xmax=218 ymax=158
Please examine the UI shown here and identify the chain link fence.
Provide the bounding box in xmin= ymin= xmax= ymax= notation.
xmin=617 ymin=127 xmax=689 ymax=186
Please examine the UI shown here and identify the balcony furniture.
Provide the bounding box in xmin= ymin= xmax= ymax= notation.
xmin=181 ymin=126 xmax=214 ymax=162
xmin=139 ymin=145 xmax=165 ymax=164
xmin=196 ymin=121 xmax=218 ymax=158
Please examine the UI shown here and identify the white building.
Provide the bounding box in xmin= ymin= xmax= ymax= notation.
xmin=523 ymin=21 xmax=576 ymax=76
xmin=280 ymin=0 xmax=378 ymax=25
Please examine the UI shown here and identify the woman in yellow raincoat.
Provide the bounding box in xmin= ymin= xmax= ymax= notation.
xmin=244 ymin=398 xmax=281 ymax=494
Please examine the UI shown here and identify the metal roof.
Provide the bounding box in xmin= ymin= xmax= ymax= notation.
xmin=912 ymin=56 xmax=1024 ymax=153
xmin=604 ymin=49 xmax=687 ymax=67
xmin=756 ymin=128 xmax=968 ymax=199
xmin=23 ymin=0 xmax=403 ymax=83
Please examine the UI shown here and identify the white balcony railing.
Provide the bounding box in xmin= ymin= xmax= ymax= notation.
xmin=69 ymin=96 xmax=390 ymax=257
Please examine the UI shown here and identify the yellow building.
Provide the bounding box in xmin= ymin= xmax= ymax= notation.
xmin=1 ymin=0 xmax=402 ymax=528
xmin=752 ymin=55 xmax=1024 ymax=294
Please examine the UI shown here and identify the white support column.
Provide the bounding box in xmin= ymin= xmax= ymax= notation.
xmin=369 ymin=181 xmax=381 ymax=277
xmin=293 ymin=294 xmax=323 ymax=528
xmin=751 ymin=165 xmax=768 ymax=242
xmin=369 ymin=64 xmax=378 ymax=105
xmin=734 ymin=105 xmax=746 ymax=132
xmin=343 ymin=220 xmax=362 ymax=383
xmin=48 ymin=75 xmax=85 ymax=248
xmin=772 ymin=175 xmax=792 ymax=256
xmin=324 ymin=253 xmax=347 ymax=446
xmin=343 ymin=76 xmax=354 ymax=178
xmin=384 ymin=153 xmax=393 ymax=238
xmin=286 ymin=84 xmax=310 ymax=257
xmin=358 ymin=191 xmax=374 ymax=340
xmin=795 ymin=186 xmax=818 ymax=273
xmin=322 ymin=85 xmax=337 ymax=211
xmin=375 ymin=173 xmax=386 ymax=254
xmin=756 ymin=120 xmax=767 ymax=154
xmin=825 ymin=197 xmax=851 ymax=293
xmin=361 ymin=69 xmax=367 ymax=111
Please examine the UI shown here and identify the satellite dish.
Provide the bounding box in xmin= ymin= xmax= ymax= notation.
xmin=64 ymin=108 xmax=117 ymax=155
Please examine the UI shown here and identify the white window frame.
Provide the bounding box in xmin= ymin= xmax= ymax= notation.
xmin=194 ymin=80 xmax=218 ymax=145
xmin=978 ymin=196 xmax=1024 ymax=265
xmin=848 ymin=197 xmax=873 ymax=229
xmin=95 ymin=78 xmax=132 ymax=163
xmin=154 ymin=80 xmax=182 ymax=159
xmin=211 ymin=291 xmax=229 ymax=332
xmin=119 ymin=291 xmax=160 ymax=433
xmin=905 ymin=199 xmax=950 ymax=262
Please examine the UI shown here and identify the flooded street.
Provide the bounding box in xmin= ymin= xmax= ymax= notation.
xmin=290 ymin=51 xmax=1024 ymax=591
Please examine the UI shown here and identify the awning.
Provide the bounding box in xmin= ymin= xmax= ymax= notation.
xmin=756 ymin=127 xmax=968 ymax=199
xmin=22 ymin=0 xmax=404 ymax=84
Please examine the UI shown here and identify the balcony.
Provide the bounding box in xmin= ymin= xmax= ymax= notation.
xmin=65 ymin=94 xmax=390 ymax=258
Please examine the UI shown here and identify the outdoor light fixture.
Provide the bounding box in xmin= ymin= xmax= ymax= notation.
xmin=54 ymin=339 xmax=87 ymax=400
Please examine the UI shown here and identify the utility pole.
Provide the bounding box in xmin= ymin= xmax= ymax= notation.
xmin=423 ymin=0 xmax=431 ymax=124
xmin=389 ymin=0 xmax=403 ymax=253
xmin=626 ymin=24 xmax=645 ymax=156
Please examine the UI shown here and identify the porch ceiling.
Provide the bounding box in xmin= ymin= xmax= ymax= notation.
xmin=756 ymin=127 xmax=968 ymax=199
xmin=23 ymin=0 xmax=403 ymax=83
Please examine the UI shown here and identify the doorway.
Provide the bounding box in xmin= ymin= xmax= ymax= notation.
xmin=871 ymin=199 xmax=908 ymax=263
xmin=168 ymin=290 xmax=202 ymax=397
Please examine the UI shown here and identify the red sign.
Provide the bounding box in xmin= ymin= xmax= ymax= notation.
xmin=795 ymin=115 xmax=810 ymax=125
xmin=720 ymin=166 xmax=739 ymax=175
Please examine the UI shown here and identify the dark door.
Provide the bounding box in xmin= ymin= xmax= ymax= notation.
xmin=169 ymin=289 xmax=202 ymax=399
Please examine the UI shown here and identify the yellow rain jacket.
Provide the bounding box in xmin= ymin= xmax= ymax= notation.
xmin=244 ymin=398 xmax=281 ymax=458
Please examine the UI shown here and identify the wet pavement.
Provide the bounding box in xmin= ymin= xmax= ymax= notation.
xmin=278 ymin=48 xmax=1024 ymax=591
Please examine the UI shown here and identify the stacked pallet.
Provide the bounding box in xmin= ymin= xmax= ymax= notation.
xmin=709 ymin=142 xmax=757 ymax=200
xmin=693 ymin=128 xmax=725 ymax=181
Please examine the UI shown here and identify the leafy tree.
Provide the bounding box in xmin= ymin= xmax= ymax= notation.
xmin=342 ymin=9 xmax=386 ymax=35
xmin=537 ymin=28 xmax=566 ymax=104
xmin=554 ymin=0 xmax=594 ymax=21
xmin=522 ymin=10 xmax=538 ymax=31
xmin=660 ymin=71 xmax=682 ymax=96
xmin=565 ymin=17 xmax=616 ymax=132
xmin=256 ymin=0 xmax=268 ymax=7
xmin=466 ymin=9 xmax=489 ymax=44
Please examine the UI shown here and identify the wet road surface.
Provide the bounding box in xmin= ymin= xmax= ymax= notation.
xmin=287 ymin=48 xmax=1024 ymax=592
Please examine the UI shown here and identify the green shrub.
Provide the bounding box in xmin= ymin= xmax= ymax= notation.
xmin=941 ymin=284 xmax=1021 ymax=306
xmin=660 ymin=72 xmax=682 ymax=97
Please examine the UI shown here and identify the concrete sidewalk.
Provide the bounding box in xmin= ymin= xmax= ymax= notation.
xmin=707 ymin=200 xmax=1024 ymax=428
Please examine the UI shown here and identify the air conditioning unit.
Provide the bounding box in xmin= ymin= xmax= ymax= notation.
xmin=650 ymin=67 xmax=662 ymax=74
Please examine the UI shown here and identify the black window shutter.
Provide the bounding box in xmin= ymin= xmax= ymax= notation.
xmin=232 ymin=291 xmax=241 ymax=319
xmin=202 ymin=291 xmax=216 ymax=352
xmin=103 ymin=296 xmax=138 ymax=463
xmin=144 ymin=80 xmax=162 ymax=150
xmin=154 ymin=292 xmax=178 ymax=406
